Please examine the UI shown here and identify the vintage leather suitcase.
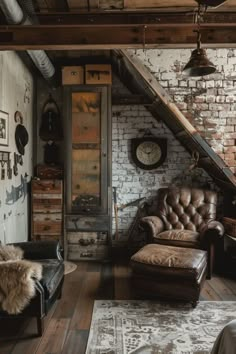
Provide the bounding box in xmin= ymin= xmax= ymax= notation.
xmin=36 ymin=164 xmax=63 ymax=179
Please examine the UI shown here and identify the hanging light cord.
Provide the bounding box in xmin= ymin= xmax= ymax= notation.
xmin=143 ymin=25 xmax=147 ymax=50
xmin=193 ymin=3 xmax=206 ymax=52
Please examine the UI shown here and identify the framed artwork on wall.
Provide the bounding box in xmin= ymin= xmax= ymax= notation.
xmin=0 ymin=110 xmax=9 ymax=146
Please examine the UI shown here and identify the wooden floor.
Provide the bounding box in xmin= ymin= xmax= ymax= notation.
xmin=1 ymin=259 xmax=236 ymax=354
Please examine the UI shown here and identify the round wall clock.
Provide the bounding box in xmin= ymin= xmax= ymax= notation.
xmin=131 ymin=137 xmax=167 ymax=170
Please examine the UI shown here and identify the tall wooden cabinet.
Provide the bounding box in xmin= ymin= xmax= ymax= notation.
xmin=64 ymin=86 xmax=112 ymax=260
xmin=31 ymin=179 xmax=63 ymax=242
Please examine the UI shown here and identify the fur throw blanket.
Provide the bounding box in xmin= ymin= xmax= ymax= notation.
xmin=0 ymin=245 xmax=42 ymax=315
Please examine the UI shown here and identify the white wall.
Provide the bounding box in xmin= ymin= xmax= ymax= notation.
xmin=0 ymin=51 xmax=34 ymax=244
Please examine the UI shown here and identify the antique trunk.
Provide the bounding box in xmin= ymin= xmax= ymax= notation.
xmin=67 ymin=231 xmax=109 ymax=260
xmin=36 ymin=164 xmax=63 ymax=179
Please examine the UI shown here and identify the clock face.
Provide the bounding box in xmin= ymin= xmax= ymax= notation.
xmin=136 ymin=141 xmax=162 ymax=166
xmin=131 ymin=137 xmax=167 ymax=170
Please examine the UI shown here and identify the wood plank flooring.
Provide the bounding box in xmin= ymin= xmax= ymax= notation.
xmin=0 ymin=259 xmax=236 ymax=354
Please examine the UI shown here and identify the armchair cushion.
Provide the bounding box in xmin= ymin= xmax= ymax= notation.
xmin=153 ymin=229 xmax=200 ymax=249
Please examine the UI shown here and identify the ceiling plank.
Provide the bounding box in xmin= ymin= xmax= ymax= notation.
xmin=99 ymin=0 xmax=123 ymax=9
xmin=125 ymin=0 xmax=197 ymax=7
xmin=1 ymin=24 xmax=236 ymax=50
xmin=35 ymin=0 xmax=69 ymax=11
xmin=67 ymin=0 xmax=99 ymax=10
xmin=124 ymin=0 xmax=236 ymax=9
xmin=36 ymin=11 xmax=236 ymax=25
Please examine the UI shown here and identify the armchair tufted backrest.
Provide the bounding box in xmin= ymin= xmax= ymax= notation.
xmin=156 ymin=187 xmax=217 ymax=232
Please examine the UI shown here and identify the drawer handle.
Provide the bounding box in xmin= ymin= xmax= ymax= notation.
xmin=43 ymin=225 xmax=51 ymax=231
xmin=80 ymin=252 xmax=93 ymax=258
xmin=79 ymin=238 xmax=95 ymax=246
xmin=43 ymin=200 xmax=50 ymax=204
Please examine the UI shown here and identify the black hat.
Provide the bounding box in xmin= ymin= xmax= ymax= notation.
xmin=15 ymin=124 xmax=29 ymax=155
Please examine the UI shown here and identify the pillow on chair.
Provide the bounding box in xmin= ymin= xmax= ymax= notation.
xmin=0 ymin=245 xmax=42 ymax=315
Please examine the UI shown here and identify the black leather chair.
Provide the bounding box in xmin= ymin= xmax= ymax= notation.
xmin=0 ymin=240 xmax=64 ymax=337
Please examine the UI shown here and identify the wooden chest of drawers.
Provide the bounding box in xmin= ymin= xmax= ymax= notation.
xmin=31 ymin=179 xmax=63 ymax=242
xmin=67 ymin=231 xmax=109 ymax=261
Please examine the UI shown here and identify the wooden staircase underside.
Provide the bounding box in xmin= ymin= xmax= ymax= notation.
xmin=111 ymin=49 xmax=236 ymax=191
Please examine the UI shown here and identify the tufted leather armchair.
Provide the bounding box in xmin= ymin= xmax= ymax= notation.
xmin=140 ymin=187 xmax=224 ymax=279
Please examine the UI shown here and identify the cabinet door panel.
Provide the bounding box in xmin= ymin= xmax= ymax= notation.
xmin=72 ymin=92 xmax=100 ymax=113
xmin=72 ymin=112 xmax=100 ymax=144
xmin=72 ymin=149 xmax=100 ymax=206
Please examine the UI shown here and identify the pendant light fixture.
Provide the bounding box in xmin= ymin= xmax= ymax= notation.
xmin=183 ymin=3 xmax=216 ymax=77
xmin=183 ymin=31 xmax=216 ymax=77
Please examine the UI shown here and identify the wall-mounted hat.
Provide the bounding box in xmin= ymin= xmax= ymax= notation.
xmin=15 ymin=124 xmax=29 ymax=155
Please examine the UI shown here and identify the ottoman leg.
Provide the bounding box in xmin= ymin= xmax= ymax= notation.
xmin=191 ymin=301 xmax=198 ymax=308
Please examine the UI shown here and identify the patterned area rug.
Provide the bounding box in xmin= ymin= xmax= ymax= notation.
xmin=85 ymin=300 xmax=236 ymax=354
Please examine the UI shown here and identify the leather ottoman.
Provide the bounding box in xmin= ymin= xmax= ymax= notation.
xmin=130 ymin=244 xmax=207 ymax=305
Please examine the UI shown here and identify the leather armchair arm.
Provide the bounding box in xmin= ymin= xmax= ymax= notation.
xmin=140 ymin=216 xmax=164 ymax=241
xmin=9 ymin=241 xmax=63 ymax=261
xmin=199 ymin=220 xmax=224 ymax=243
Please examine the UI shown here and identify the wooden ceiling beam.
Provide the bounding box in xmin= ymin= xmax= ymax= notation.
xmin=1 ymin=23 xmax=236 ymax=49
xmin=35 ymin=0 xmax=69 ymax=11
xmin=35 ymin=11 xmax=236 ymax=25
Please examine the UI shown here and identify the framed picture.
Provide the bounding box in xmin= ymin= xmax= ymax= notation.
xmin=0 ymin=110 xmax=9 ymax=146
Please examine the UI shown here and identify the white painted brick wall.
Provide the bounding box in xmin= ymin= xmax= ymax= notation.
xmin=112 ymin=104 xmax=213 ymax=240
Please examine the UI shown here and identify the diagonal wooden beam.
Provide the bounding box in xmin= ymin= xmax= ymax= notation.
xmin=0 ymin=23 xmax=236 ymax=50
xmin=112 ymin=49 xmax=236 ymax=190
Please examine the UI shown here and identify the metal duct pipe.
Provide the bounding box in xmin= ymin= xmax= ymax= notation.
xmin=18 ymin=0 xmax=39 ymax=23
xmin=27 ymin=50 xmax=55 ymax=79
xmin=0 ymin=0 xmax=23 ymax=24
xmin=0 ymin=0 xmax=55 ymax=80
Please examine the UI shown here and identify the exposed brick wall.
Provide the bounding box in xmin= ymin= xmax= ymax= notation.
xmin=111 ymin=48 xmax=236 ymax=241
xmin=133 ymin=49 xmax=236 ymax=174
xmin=112 ymin=104 xmax=214 ymax=240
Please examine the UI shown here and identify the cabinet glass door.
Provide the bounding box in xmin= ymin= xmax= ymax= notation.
xmin=68 ymin=88 xmax=108 ymax=214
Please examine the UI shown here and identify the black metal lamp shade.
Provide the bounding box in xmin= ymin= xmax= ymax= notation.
xmin=183 ymin=47 xmax=216 ymax=77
